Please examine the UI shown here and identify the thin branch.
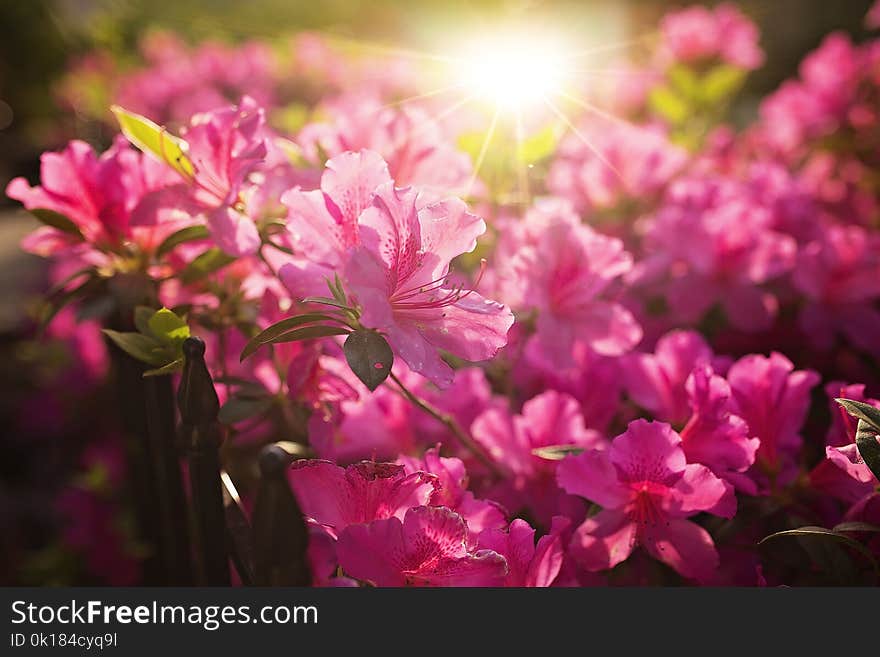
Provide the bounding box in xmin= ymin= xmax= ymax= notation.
xmin=388 ymin=372 xmax=507 ymax=479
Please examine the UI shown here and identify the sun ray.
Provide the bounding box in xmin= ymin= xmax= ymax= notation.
xmin=560 ymin=31 xmax=659 ymax=61
xmin=514 ymin=108 xmax=531 ymax=206
xmin=464 ymin=107 xmax=501 ymax=197
xmin=385 ymin=93 xmax=477 ymax=154
xmin=380 ymin=83 xmax=468 ymax=109
xmin=542 ymin=95 xmax=624 ymax=183
xmin=316 ymin=31 xmax=458 ymax=65
xmin=554 ymin=89 xmax=654 ymax=136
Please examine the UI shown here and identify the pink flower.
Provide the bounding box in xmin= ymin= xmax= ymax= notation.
xmin=476 ymin=517 xmax=569 ymax=587
xmin=503 ymin=200 xmax=641 ymax=366
xmin=726 ymin=352 xmax=819 ymax=483
xmin=658 ymin=3 xmax=764 ymax=70
xmin=824 ymin=382 xmax=880 ymax=448
xmin=810 ymin=382 xmax=879 ymax=504
xmin=513 ymin=338 xmax=622 ymax=434
xmin=679 ymin=365 xmax=760 ymax=509
xmin=548 ymin=121 xmax=686 ymax=214
xmin=640 ymin=174 xmax=796 ymax=332
xmin=280 ymin=149 xmax=391 ymax=299
xmin=622 ymin=330 xmax=714 ymax=425
xmin=287 ymin=460 xmax=438 ymax=538
xmin=343 ymin=182 xmax=513 ymax=387
xmin=473 ymin=390 xmax=605 ymax=525
xmin=557 ymin=419 xmax=728 ymax=582
xmin=7 ymin=137 xmax=183 ymax=256
xmin=399 ymin=446 xmax=507 ymax=535
xmin=869 ymin=0 xmax=880 ymax=29
xmin=336 ymin=506 xmax=508 ymax=586
xmin=793 ymin=225 xmax=880 ymax=358
xmin=180 ymin=96 xmax=268 ymax=256
xmin=298 ymin=94 xmax=471 ymax=196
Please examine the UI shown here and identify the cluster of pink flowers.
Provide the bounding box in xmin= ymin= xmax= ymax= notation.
xmin=8 ymin=2 xmax=880 ymax=586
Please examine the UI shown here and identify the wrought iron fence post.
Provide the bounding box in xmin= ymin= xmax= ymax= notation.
xmin=252 ymin=443 xmax=311 ymax=586
xmin=178 ymin=336 xmax=230 ymax=585
xmin=108 ymin=335 xmax=191 ymax=585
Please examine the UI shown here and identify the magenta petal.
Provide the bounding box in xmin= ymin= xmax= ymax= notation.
xmin=557 ymin=450 xmax=630 ymax=509
xmin=207 ymin=206 xmax=261 ymax=256
xmin=641 ymin=517 xmax=719 ymax=583
xmin=569 ymin=510 xmax=636 ymax=572
xmin=336 ymin=517 xmax=406 ymax=586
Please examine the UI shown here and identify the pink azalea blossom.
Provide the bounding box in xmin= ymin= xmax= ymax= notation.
xmin=298 ymin=94 xmax=471 ymax=196
xmin=343 ymin=182 xmax=513 ymax=386
xmin=679 ymin=365 xmax=760 ymax=509
xmin=179 ymin=96 xmax=268 ymax=256
xmin=513 ymin=337 xmax=622 ymax=434
xmin=548 ymin=121 xmax=686 ymax=214
xmin=658 ymin=3 xmax=764 ymax=70
xmin=793 ymin=225 xmax=880 ymax=358
xmin=336 ymin=506 xmax=508 ymax=586
xmin=502 ymin=199 xmax=641 ymax=367
xmin=476 ymin=517 xmax=569 ymax=587
xmin=287 ymin=460 xmax=438 ymax=538
xmin=557 ymin=419 xmax=728 ymax=582
xmin=399 ymin=446 xmax=507 ymax=535
xmin=622 ymin=330 xmax=714 ymax=424
xmin=472 ymin=390 xmax=605 ymax=525
xmin=7 ymin=136 xmax=184 ymax=256
xmin=726 ymin=353 xmax=819 ymax=484
xmin=639 ymin=174 xmax=796 ymax=332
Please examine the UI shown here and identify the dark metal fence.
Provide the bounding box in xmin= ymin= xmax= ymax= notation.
xmin=112 ymin=335 xmax=311 ymax=586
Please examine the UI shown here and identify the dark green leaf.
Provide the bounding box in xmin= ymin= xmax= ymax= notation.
xmin=343 ymin=329 xmax=394 ymax=392
xmin=218 ymin=396 xmax=274 ymax=425
xmin=532 ymin=445 xmax=586 ymax=461
xmin=29 ymin=209 xmax=84 ymax=240
xmin=268 ymin=325 xmax=349 ymax=346
xmin=833 ymin=521 xmax=880 ymax=534
xmin=855 ymin=418 xmax=880 ymax=482
xmin=156 ymin=225 xmax=210 ymax=258
xmin=240 ymin=313 xmax=338 ymax=361
xmin=759 ymin=526 xmax=878 ymax=574
xmin=102 ymin=329 xmax=167 ymax=366
xmin=133 ymin=305 xmax=154 ymax=335
xmin=180 ymin=248 xmax=237 ymax=284
xmin=835 ymin=398 xmax=880 ymax=432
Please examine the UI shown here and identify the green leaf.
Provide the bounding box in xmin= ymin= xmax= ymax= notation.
xmin=102 ymin=329 xmax=167 ymax=366
xmin=111 ymin=105 xmax=195 ymax=180
xmin=667 ymin=64 xmax=700 ymax=99
xmin=516 ymin=123 xmax=558 ymax=163
xmin=833 ymin=521 xmax=880 ymax=534
xmin=218 ymin=395 xmax=274 ymax=425
xmin=343 ymin=329 xmax=394 ymax=392
xmin=180 ymin=248 xmax=237 ymax=284
xmin=300 ymin=296 xmax=352 ymax=310
xmin=759 ymin=526 xmax=878 ymax=574
xmin=143 ymin=357 xmax=184 ymax=377
xmin=29 ymin=209 xmax=84 ymax=240
xmin=649 ymin=85 xmax=690 ymax=125
xmin=147 ymin=307 xmax=190 ymax=345
xmin=267 ymin=325 xmax=350 ymax=346
xmin=855 ymin=418 xmax=880 ymax=482
xmin=240 ymin=313 xmax=338 ymax=361
xmin=700 ymin=64 xmax=747 ymax=104
xmin=133 ymin=305 xmax=154 ymax=335
xmin=156 ymin=225 xmax=210 ymax=258
xmin=837 ymin=398 xmax=880 ymax=433
xmin=532 ymin=445 xmax=586 ymax=461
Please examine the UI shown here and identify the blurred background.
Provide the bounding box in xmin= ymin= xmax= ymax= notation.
xmin=0 ymin=0 xmax=876 ymax=585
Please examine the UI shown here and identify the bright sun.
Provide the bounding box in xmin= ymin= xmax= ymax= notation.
xmin=455 ymin=35 xmax=570 ymax=111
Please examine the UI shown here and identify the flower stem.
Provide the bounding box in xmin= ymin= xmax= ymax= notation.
xmin=388 ymin=372 xmax=507 ymax=479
